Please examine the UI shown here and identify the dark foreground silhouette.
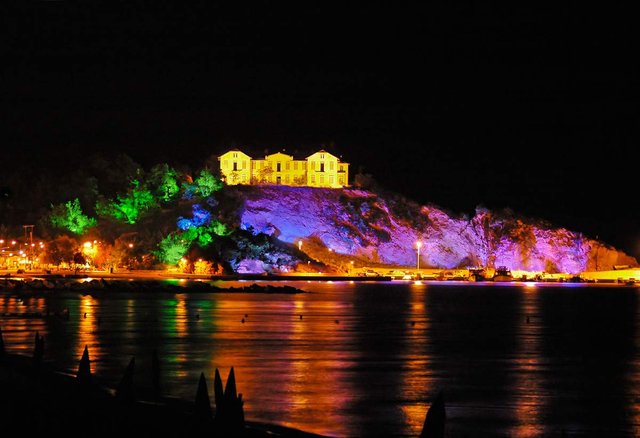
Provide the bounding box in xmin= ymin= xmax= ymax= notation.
xmin=0 ymin=328 xmax=323 ymax=437
xmin=0 ymin=327 xmax=445 ymax=437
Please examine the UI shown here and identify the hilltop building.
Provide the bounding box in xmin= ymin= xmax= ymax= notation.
xmin=218 ymin=149 xmax=349 ymax=188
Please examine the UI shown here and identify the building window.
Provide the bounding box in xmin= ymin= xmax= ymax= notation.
xmin=242 ymin=160 xmax=246 ymax=170
xmin=329 ymin=161 xmax=334 ymax=170
xmin=286 ymin=162 xmax=290 ymax=170
xmin=320 ymin=163 xmax=324 ymax=172
xmin=277 ymin=163 xmax=281 ymax=172
xmin=233 ymin=162 xmax=238 ymax=171
xmin=233 ymin=152 xmax=238 ymax=158
xmin=311 ymin=175 xmax=315 ymax=184
xmin=320 ymin=153 xmax=324 ymax=159
xmin=319 ymin=175 xmax=324 ymax=184
xmin=329 ymin=176 xmax=334 ymax=184
xmin=293 ymin=162 xmax=297 ymax=170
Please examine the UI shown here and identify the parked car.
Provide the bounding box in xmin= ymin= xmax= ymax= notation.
xmin=360 ymin=269 xmax=381 ymax=277
xmin=387 ymin=270 xmax=406 ymax=280
xmin=401 ymin=271 xmax=415 ymax=280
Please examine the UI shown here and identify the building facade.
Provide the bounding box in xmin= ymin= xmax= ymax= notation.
xmin=219 ymin=149 xmax=349 ymax=188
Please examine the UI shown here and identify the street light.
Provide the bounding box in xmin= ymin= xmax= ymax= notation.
xmin=416 ymin=241 xmax=422 ymax=270
xmin=298 ymin=240 xmax=303 ymax=251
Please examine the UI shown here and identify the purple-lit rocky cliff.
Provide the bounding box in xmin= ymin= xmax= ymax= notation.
xmin=237 ymin=186 xmax=636 ymax=274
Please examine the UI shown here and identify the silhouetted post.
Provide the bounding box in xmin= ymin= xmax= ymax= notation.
xmin=224 ymin=367 xmax=244 ymax=430
xmin=213 ymin=367 xmax=245 ymax=432
xmin=116 ymin=357 xmax=136 ymax=403
xmin=77 ymin=345 xmax=92 ymax=386
xmin=421 ymin=391 xmax=446 ymax=438
xmin=33 ymin=331 xmax=44 ymax=370
xmin=194 ymin=372 xmax=213 ymax=421
xmin=0 ymin=326 xmax=5 ymax=360
xmin=152 ymin=349 xmax=161 ymax=398
xmin=214 ymin=368 xmax=224 ymax=419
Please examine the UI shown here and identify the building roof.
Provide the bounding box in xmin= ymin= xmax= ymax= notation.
xmin=218 ymin=149 xmax=253 ymax=159
xmin=218 ymin=148 xmax=348 ymax=163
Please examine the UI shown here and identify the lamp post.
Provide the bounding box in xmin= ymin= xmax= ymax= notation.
xmin=416 ymin=241 xmax=422 ymax=271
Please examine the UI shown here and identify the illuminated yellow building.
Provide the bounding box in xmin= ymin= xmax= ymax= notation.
xmin=219 ymin=149 xmax=349 ymax=188
xmin=218 ymin=150 xmax=252 ymax=185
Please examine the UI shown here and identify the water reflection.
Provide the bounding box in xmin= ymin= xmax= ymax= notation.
xmin=0 ymin=295 xmax=47 ymax=355
xmin=208 ymin=283 xmax=358 ymax=436
xmin=77 ymin=295 xmax=100 ymax=374
xmin=539 ymin=286 xmax=637 ymax=435
xmin=2 ymin=283 xmax=639 ymax=436
xmin=511 ymin=284 xmax=544 ymax=437
xmin=425 ymin=285 xmax=522 ymax=435
xmin=162 ymin=296 xmax=189 ymax=378
xmin=399 ymin=283 xmax=430 ymax=436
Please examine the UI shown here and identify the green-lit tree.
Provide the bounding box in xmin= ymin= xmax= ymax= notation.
xmin=155 ymin=230 xmax=193 ymax=264
xmin=96 ymin=180 xmax=157 ymax=224
xmin=182 ymin=169 xmax=223 ymax=199
xmin=147 ymin=163 xmax=180 ymax=202
xmin=50 ymin=198 xmax=97 ymax=235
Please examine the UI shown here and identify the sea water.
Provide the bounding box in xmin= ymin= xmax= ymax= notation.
xmin=1 ymin=281 xmax=639 ymax=436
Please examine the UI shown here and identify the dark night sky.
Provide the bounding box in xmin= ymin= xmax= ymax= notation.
xmin=1 ymin=3 xmax=639 ymax=257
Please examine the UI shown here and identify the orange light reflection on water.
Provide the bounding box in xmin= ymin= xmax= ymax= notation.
xmin=400 ymin=283 xmax=430 ymax=436
xmin=0 ymin=296 xmax=47 ymax=355
xmin=511 ymin=285 xmax=544 ymax=437
xmin=77 ymin=295 xmax=101 ymax=374
xmin=208 ymin=286 xmax=356 ymax=437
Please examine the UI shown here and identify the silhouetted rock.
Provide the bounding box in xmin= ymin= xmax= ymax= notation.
xmin=115 ymin=357 xmax=135 ymax=403
xmin=194 ymin=372 xmax=212 ymax=421
xmin=151 ymin=349 xmax=161 ymax=398
xmin=0 ymin=326 xmax=5 ymax=359
xmin=214 ymin=367 xmax=245 ymax=432
xmin=33 ymin=331 xmax=44 ymax=370
xmin=421 ymin=391 xmax=446 ymax=438
xmin=214 ymin=368 xmax=224 ymax=418
xmin=77 ymin=345 xmax=92 ymax=386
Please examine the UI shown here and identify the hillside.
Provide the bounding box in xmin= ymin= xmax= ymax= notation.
xmin=236 ymin=185 xmax=636 ymax=274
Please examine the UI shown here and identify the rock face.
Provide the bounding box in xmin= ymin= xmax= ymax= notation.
xmin=238 ymin=186 xmax=636 ymax=273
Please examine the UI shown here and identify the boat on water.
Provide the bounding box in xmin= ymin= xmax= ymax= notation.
xmin=492 ymin=266 xmax=513 ymax=282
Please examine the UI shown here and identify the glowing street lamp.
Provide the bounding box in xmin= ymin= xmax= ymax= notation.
xmin=416 ymin=241 xmax=422 ymax=270
xmin=298 ymin=240 xmax=303 ymax=251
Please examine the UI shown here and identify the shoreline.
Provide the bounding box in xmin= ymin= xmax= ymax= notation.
xmin=2 ymin=267 xmax=639 ymax=284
